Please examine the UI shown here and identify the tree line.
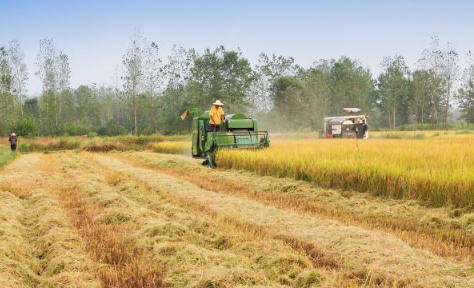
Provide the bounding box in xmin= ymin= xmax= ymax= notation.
xmin=1 ymin=35 xmax=474 ymax=136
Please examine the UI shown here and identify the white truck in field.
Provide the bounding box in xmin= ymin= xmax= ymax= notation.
xmin=323 ymin=108 xmax=368 ymax=139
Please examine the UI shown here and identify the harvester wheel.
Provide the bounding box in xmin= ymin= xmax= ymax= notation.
xmin=206 ymin=153 xmax=215 ymax=168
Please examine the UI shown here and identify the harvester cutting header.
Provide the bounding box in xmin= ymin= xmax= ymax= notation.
xmin=181 ymin=100 xmax=270 ymax=167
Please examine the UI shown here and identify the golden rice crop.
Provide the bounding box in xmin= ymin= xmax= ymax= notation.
xmin=15 ymin=135 xmax=190 ymax=152
xmin=217 ymin=138 xmax=474 ymax=208
xmin=151 ymin=141 xmax=190 ymax=155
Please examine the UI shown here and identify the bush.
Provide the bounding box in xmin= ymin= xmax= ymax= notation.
xmin=60 ymin=123 xmax=92 ymax=136
xmin=83 ymin=143 xmax=125 ymax=152
xmin=14 ymin=118 xmax=38 ymax=137
xmin=18 ymin=138 xmax=80 ymax=152
xmin=98 ymin=120 xmax=128 ymax=136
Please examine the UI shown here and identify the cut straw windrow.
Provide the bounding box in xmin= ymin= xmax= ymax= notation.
xmin=94 ymin=154 xmax=474 ymax=288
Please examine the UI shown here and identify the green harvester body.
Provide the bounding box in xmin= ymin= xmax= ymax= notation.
xmin=187 ymin=108 xmax=269 ymax=167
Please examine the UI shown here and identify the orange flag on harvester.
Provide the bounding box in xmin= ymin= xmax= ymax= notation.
xmin=180 ymin=109 xmax=190 ymax=120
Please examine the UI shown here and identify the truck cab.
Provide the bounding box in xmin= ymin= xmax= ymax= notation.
xmin=323 ymin=108 xmax=368 ymax=139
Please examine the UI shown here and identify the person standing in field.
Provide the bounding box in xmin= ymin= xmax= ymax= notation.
xmin=8 ymin=133 xmax=18 ymax=152
xmin=209 ymin=100 xmax=225 ymax=132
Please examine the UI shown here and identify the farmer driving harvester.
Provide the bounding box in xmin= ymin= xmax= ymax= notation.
xmin=209 ymin=100 xmax=225 ymax=132
xmin=181 ymin=99 xmax=269 ymax=167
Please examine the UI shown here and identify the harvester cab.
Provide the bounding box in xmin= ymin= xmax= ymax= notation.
xmin=323 ymin=108 xmax=369 ymax=139
xmin=181 ymin=108 xmax=270 ymax=167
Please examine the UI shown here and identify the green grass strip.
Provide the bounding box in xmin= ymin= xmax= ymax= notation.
xmin=0 ymin=147 xmax=18 ymax=171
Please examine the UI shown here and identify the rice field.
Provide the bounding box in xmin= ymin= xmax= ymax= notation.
xmin=10 ymin=134 xmax=190 ymax=152
xmin=0 ymin=134 xmax=474 ymax=287
xmin=217 ymin=138 xmax=474 ymax=208
xmin=151 ymin=141 xmax=190 ymax=155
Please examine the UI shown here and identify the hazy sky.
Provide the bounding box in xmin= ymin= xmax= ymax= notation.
xmin=1 ymin=0 xmax=473 ymax=95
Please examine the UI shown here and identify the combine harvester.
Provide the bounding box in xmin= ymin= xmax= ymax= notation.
xmin=182 ymin=108 xmax=270 ymax=167
xmin=322 ymin=108 xmax=369 ymax=139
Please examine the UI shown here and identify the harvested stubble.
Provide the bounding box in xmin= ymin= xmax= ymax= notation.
xmin=0 ymin=190 xmax=39 ymax=287
xmin=58 ymin=187 xmax=163 ymax=288
xmin=44 ymin=154 xmax=164 ymax=288
xmin=116 ymin=152 xmax=474 ymax=262
xmin=60 ymin=152 xmax=342 ymax=287
xmin=0 ymin=154 xmax=101 ymax=288
xmin=217 ymin=139 xmax=474 ymax=208
xmin=94 ymin=154 xmax=474 ymax=288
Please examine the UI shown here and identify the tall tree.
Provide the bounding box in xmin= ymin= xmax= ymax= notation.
xmin=162 ymin=45 xmax=196 ymax=132
xmin=418 ymin=37 xmax=459 ymax=127
xmin=329 ymin=57 xmax=373 ymax=116
xmin=301 ymin=60 xmax=331 ymax=126
xmin=456 ymin=57 xmax=474 ymax=123
xmin=272 ymin=76 xmax=314 ymax=130
xmin=189 ymin=46 xmax=254 ymax=113
xmin=8 ymin=39 xmax=28 ymax=118
xmin=143 ymin=42 xmax=164 ymax=99
xmin=0 ymin=46 xmax=16 ymax=135
xmin=376 ymin=56 xmax=410 ymax=129
xmin=122 ymin=32 xmax=145 ymax=135
xmin=35 ymin=39 xmax=57 ymax=94
xmin=411 ymin=69 xmax=436 ymax=124
xmin=74 ymin=85 xmax=98 ymax=126
xmin=35 ymin=38 xmax=70 ymax=133
xmin=57 ymin=51 xmax=71 ymax=121
xmin=251 ymin=53 xmax=297 ymax=114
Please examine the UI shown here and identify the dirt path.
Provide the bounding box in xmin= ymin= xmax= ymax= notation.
xmin=94 ymin=153 xmax=474 ymax=288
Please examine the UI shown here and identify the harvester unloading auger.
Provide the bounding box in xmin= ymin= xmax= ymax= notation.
xmin=181 ymin=108 xmax=270 ymax=167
